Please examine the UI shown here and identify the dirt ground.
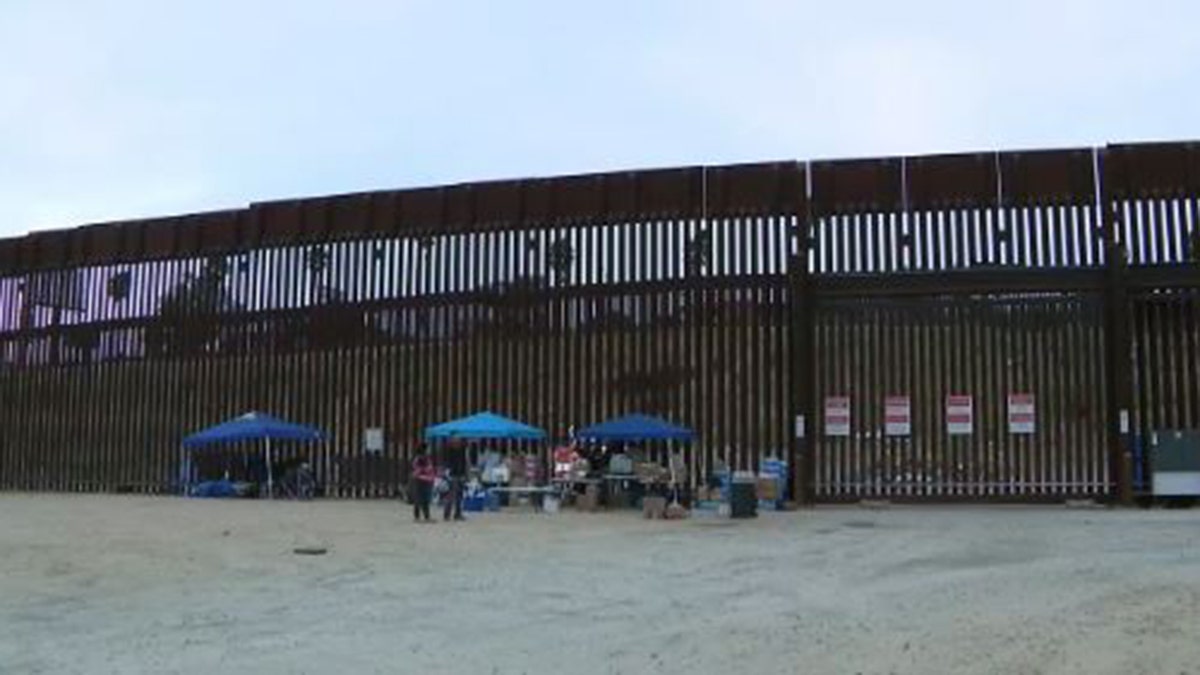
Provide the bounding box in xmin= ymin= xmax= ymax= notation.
xmin=2 ymin=494 xmax=1199 ymax=675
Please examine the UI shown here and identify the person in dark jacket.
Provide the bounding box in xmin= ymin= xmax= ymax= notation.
xmin=440 ymin=440 xmax=467 ymax=521
xmin=410 ymin=448 xmax=436 ymax=522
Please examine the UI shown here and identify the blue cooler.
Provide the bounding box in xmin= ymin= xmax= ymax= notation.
xmin=717 ymin=471 xmax=732 ymax=502
xmin=463 ymin=494 xmax=486 ymax=512
xmin=760 ymin=458 xmax=788 ymax=507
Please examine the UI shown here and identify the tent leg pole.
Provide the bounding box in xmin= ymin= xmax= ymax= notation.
xmin=266 ymin=439 xmax=274 ymax=500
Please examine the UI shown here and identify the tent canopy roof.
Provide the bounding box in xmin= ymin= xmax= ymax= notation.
xmin=575 ymin=413 xmax=695 ymax=443
xmin=424 ymin=412 xmax=546 ymax=441
xmin=183 ymin=412 xmax=325 ymax=448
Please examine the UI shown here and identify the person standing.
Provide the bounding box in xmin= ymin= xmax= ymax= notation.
xmin=440 ymin=439 xmax=467 ymax=521
xmin=410 ymin=447 xmax=436 ymax=522
xmin=296 ymin=461 xmax=315 ymax=500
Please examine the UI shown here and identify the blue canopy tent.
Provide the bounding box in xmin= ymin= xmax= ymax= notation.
xmin=182 ymin=412 xmax=326 ymax=498
xmin=575 ymin=414 xmax=696 ymax=501
xmin=574 ymin=414 xmax=695 ymax=443
xmin=424 ymin=412 xmax=547 ymax=441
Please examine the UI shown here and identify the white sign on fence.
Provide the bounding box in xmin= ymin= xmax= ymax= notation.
xmin=824 ymin=396 xmax=851 ymax=437
xmin=794 ymin=414 xmax=806 ymax=439
xmin=364 ymin=428 xmax=385 ymax=453
xmin=1007 ymin=393 xmax=1035 ymax=434
xmin=884 ymin=395 xmax=912 ymax=436
xmin=946 ymin=394 xmax=974 ymax=435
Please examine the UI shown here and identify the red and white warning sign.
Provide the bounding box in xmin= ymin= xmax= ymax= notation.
xmin=884 ymin=395 xmax=911 ymax=437
xmin=824 ymin=396 xmax=851 ymax=437
xmin=946 ymin=394 xmax=974 ymax=435
xmin=1008 ymin=393 xmax=1036 ymax=434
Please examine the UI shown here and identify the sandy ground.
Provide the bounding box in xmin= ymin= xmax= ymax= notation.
xmin=2 ymin=495 xmax=1200 ymax=675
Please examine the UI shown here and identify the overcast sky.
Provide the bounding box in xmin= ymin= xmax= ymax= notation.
xmin=1 ymin=0 xmax=1197 ymax=238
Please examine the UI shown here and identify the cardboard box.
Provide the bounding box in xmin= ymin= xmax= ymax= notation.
xmin=643 ymin=496 xmax=667 ymax=519
xmin=635 ymin=463 xmax=669 ymax=483
xmin=576 ymin=485 xmax=600 ymax=512
xmin=756 ymin=478 xmax=779 ymax=502
xmin=665 ymin=503 xmax=689 ymax=519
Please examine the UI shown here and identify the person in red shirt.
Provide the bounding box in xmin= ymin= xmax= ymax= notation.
xmin=410 ymin=447 xmax=437 ymax=522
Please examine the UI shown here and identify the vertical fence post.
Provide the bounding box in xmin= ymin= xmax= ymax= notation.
xmin=789 ymin=167 xmax=817 ymax=503
xmin=1100 ymin=149 xmax=1134 ymax=505
xmin=787 ymin=251 xmax=807 ymax=504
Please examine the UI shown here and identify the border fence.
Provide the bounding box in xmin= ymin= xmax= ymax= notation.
xmin=0 ymin=141 xmax=1197 ymax=502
